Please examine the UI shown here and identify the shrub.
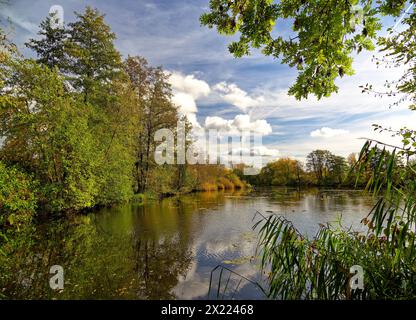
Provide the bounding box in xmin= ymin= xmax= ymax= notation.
xmin=217 ymin=177 xmax=233 ymax=190
xmin=226 ymin=173 xmax=244 ymax=189
xmin=198 ymin=182 xmax=218 ymax=191
xmin=0 ymin=162 xmax=37 ymax=232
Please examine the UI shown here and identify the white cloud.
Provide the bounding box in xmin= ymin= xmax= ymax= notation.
xmin=205 ymin=116 xmax=232 ymax=131
xmin=168 ymin=71 xmax=211 ymax=127
xmin=167 ymin=48 xmax=414 ymax=166
xmin=310 ymin=127 xmax=349 ymax=138
xmin=170 ymin=72 xmax=211 ymax=99
xmin=252 ymin=146 xmax=280 ymax=157
xmin=244 ymin=49 xmax=410 ymax=123
xmin=171 ymin=92 xmax=197 ymax=114
xmin=214 ymin=82 xmax=264 ymax=112
xmin=205 ymin=114 xmax=272 ymax=135
xmin=184 ymin=113 xmax=201 ymax=128
xmin=273 ymin=111 xmax=416 ymax=163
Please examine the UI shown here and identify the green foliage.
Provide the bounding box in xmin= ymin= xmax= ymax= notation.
xmin=200 ymin=0 xmax=414 ymax=99
xmin=249 ymin=152 xmax=350 ymax=187
xmin=253 ymin=208 xmax=416 ymax=299
xmin=256 ymin=157 xmax=305 ymax=186
xmin=306 ymin=150 xmax=348 ymax=185
xmin=376 ymin=9 xmax=416 ymax=110
xmin=66 ymin=7 xmax=123 ymax=103
xmin=1 ymin=6 xmax=200 ymax=216
xmin=146 ymin=165 xmax=177 ymax=195
xmin=124 ymin=56 xmax=179 ymax=193
xmin=25 ymin=13 xmax=68 ymax=70
xmin=0 ymin=162 xmax=37 ymax=232
xmin=0 ymin=59 xmax=100 ymax=212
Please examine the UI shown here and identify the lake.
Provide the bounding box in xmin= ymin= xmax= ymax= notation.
xmin=6 ymin=187 xmax=375 ymax=299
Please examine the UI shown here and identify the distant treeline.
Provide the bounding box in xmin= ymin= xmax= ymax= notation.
xmin=233 ymin=149 xmax=380 ymax=188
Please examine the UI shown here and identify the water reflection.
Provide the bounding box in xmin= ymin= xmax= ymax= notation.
xmin=1 ymin=188 xmax=375 ymax=299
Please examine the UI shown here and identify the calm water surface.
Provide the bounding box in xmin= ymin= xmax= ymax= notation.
xmin=14 ymin=188 xmax=375 ymax=299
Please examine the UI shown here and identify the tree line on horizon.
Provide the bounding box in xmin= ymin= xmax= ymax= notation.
xmin=234 ymin=149 xmax=382 ymax=187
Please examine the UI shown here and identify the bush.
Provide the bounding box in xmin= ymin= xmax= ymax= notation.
xmin=217 ymin=177 xmax=233 ymax=190
xmin=226 ymin=173 xmax=244 ymax=189
xmin=198 ymin=182 xmax=218 ymax=191
xmin=0 ymin=162 xmax=37 ymax=232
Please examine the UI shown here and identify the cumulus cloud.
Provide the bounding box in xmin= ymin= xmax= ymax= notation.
xmin=205 ymin=116 xmax=232 ymax=131
xmin=214 ymin=82 xmax=264 ymax=112
xmin=205 ymin=114 xmax=272 ymax=135
xmin=310 ymin=127 xmax=349 ymax=138
xmin=168 ymin=71 xmax=211 ymax=127
xmin=170 ymin=72 xmax=211 ymax=99
xmin=252 ymin=146 xmax=280 ymax=157
xmin=171 ymin=92 xmax=197 ymax=114
xmin=166 ymin=73 xmax=275 ymax=142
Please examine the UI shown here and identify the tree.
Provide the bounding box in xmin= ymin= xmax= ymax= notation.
xmin=327 ymin=154 xmax=347 ymax=185
xmin=259 ymin=157 xmax=305 ymax=186
xmin=25 ymin=13 xmax=68 ymax=70
xmin=124 ymin=56 xmax=178 ymax=193
xmin=0 ymin=161 xmax=37 ymax=232
xmin=0 ymin=59 xmax=99 ymax=211
xmin=306 ymin=150 xmax=331 ymax=184
xmin=66 ymin=7 xmax=123 ymax=103
xmin=92 ymin=76 xmax=139 ymax=205
xmin=362 ymin=6 xmax=416 ymax=111
xmin=306 ymin=150 xmax=347 ymax=185
xmin=200 ymin=0 xmax=411 ymax=99
xmin=64 ymin=8 xmax=138 ymax=204
xmin=174 ymin=115 xmax=193 ymax=192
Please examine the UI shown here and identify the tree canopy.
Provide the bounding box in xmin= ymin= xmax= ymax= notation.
xmin=201 ymin=0 xmax=413 ymax=99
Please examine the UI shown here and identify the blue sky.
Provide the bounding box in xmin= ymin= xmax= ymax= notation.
xmin=2 ymin=0 xmax=415 ymax=162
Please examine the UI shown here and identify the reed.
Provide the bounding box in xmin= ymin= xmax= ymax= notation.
xmin=253 ymin=141 xmax=416 ymax=299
